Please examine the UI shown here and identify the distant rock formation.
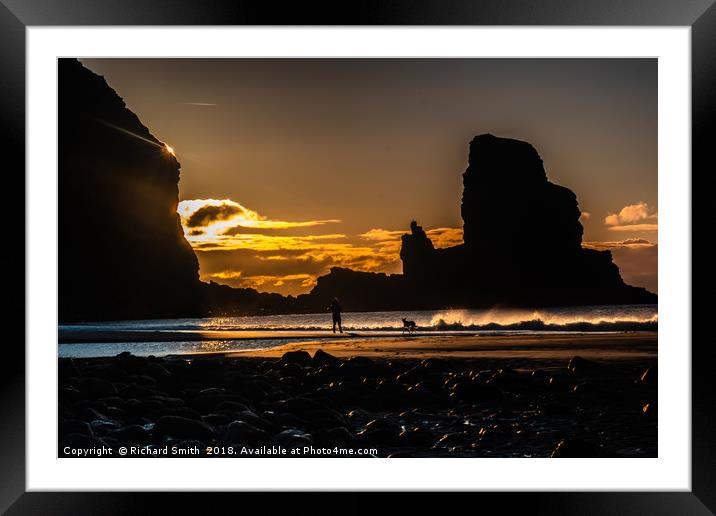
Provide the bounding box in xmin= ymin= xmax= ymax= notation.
xmin=397 ymin=134 xmax=656 ymax=307
xmin=298 ymin=268 xmax=407 ymax=312
xmin=59 ymin=59 xmax=204 ymax=321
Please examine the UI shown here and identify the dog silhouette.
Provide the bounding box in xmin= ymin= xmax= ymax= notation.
xmin=401 ymin=318 xmax=417 ymax=334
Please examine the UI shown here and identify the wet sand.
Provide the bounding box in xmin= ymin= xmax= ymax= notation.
xmin=193 ymin=332 xmax=657 ymax=362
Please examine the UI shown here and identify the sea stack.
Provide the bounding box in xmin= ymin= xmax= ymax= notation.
xmin=58 ymin=59 xmax=204 ymax=321
xmin=399 ymin=134 xmax=656 ymax=307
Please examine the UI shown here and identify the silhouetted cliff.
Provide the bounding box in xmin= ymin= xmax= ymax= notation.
xmin=59 ymin=59 xmax=204 ymax=321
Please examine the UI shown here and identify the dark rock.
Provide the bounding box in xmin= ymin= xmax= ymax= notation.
xmin=538 ymin=402 xmax=576 ymax=417
xmin=319 ymin=380 xmax=371 ymax=407
xmin=125 ymin=399 xmax=165 ymax=416
xmin=642 ymin=402 xmax=656 ymax=416
xmin=476 ymin=424 xmax=512 ymax=446
xmin=202 ymin=413 xmax=232 ymax=426
xmin=58 ymin=358 xmax=81 ymax=378
xmin=269 ymin=412 xmax=310 ymax=430
xmin=419 ymin=358 xmax=452 ymax=373
xmin=276 ymin=396 xmax=328 ymax=415
xmin=313 ymin=349 xmax=340 ymax=366
xmin=154 ymin=416 xmax=214 ymax=441
xmin=90 ymin=419 xmax=122 ymax=435
xmin=405 ymin=384 xmax=443 ymax=406
xmin=551 ymin=438 xmax=607 ymax=458
xmin=347 ymin=409 xmax=372 ymax=420
xmin=151 ymin=395 xmax=184 ymax=407
xmin=333 ymin=357 xmax=380 ymax=382
xmin=567 ymin=356 xmax=605 ymax=375
xmin=59 ymin=419 xmax=93 ymax=437
xmin=547 ymin=376 xmax=572 ymax=392
xmin=280 ymin=363 xmax=305 ymax=378
xmin=77 ymin=378 xmax=117 ymax=399
xmin=314 ymin=427 xmax=355 ymax=447
xmin=485 ymin=368 xmax=531 ymax=390
xmin=356 ymin=419 xmax=402 ymax=446
xmin=120 ymin=383 xmax=159 ymax=399
xmin=280 ymin=351 xmax=312 ymax=366
xmin=640 ymin=366 xmax=657 ymax=386
xmin=189 ymin=393 xmax=251 ymax=412
xmin=374 ymin=379 xmax=410 ymax=409
xmin=59 ymin=386 xmax=83 ymax=402
xmin=275 ymin=428 xmax=313 ymax=449
xmin=398 ymin=427 xmax=434 ymax=447
xmin=450 ymin=378 xmax=503 ymax=403
xmin=109 ymin=424 xmax=151 ymax=444
xmin=156 ymin=407 xmax=203 ymax=421
xmin=199 ymin=387 xmax=226 ymax=395
xmin=395 ymin=366 xmax=428 ymax=385
xmin=222 ymin=421 xmax=273 ymax=446
xmin=215 ymin=401 xmax=251 ymax=413
xmin=571 ymin=382 xmax=598 ymax=395
xmin=435 ymin=432 xmax=470 ymax=448
xmin=144 ymin=363 xmax=171 ymax=379
xmin=232 ymin=410 xmax=274 ymax=433
xmin=75 ymin=407 xmax=108 ymax=422
xmin=58 ymin=59 xmax=204 ymax=322
xmin=104 ymin=406 xmax=127 ymax=420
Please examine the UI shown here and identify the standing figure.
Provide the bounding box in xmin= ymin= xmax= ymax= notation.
xmin=328 ymin=297 xmax=343 ymax=333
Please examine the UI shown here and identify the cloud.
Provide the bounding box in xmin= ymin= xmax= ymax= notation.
xmin=195 ymin=244 xmax=400 ymax=295
xmin=606 ymin=224 xmax=658 ymax=232
xmin=621 ymin=238 xmax=653 ymax=245
xmin=178 ymin=198 xmax=341 ymax=246
xmin=209 ymin=272 xmax=316 ymax=291
xmin=360 ymin=227 xmax=463 ymax=249
xmin=360 ymin=228 xmax=405 ymax=241
xmin=583 ymin=238 xmax=655 ymax=250
xmin=184 ymin=203 xmax=245 ymax=228
xmin=605 ymin=201 xmax=657 ymax=225
xmin=425 ymin=227 xmax=464 ymax=248
xmin=178 ymin=199 xmax=463 ymax=295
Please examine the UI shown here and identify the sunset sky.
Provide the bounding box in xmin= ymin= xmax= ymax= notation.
xmin=80 ymin=58 xmax=658 ymax=296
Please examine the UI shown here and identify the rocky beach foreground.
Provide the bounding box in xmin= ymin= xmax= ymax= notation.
xmin=59 ymin=334 xmax=657 ymax=458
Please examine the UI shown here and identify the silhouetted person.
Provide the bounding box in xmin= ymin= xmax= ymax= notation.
xmin=328 ymin=297 xmax=343 ymax=333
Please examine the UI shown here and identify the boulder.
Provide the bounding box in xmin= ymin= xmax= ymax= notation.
xmin=153 ymin=416 xmax=214 ymax=441
xmin=77 ymin=378 xmax=117 ymax=399
xmin=551 ymin=438 xmax=607 ymax=458
xmin=222 ymin=421 xmax=273 ymax=446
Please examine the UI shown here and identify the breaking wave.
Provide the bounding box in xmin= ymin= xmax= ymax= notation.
xmin=62 ymin=305 xmax=658 ymax=334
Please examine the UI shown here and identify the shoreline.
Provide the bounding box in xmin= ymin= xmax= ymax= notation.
xmin=59 ymin=328 xmax=657 ymax=345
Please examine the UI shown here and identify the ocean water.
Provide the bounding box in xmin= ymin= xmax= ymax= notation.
xmin=59 ymin=305 xmax=657 ymax=358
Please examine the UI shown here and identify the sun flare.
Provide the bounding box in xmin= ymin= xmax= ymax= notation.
xmin=164 ymin=144 xmax=175 ymax=156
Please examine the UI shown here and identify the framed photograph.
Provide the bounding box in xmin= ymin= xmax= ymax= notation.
xmin=2 ymin=0 xmax=710 ymax=513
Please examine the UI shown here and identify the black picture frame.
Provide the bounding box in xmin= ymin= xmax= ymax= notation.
xmin=1 ymin=1 xmax=709 ymax=513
